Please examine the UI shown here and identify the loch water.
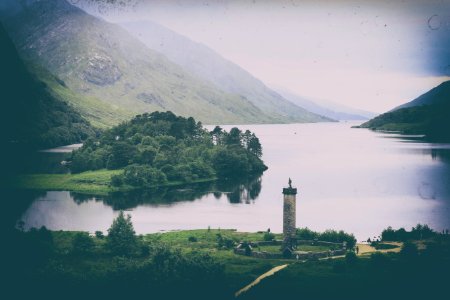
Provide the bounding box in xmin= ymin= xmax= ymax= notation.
xmin=17 ymin=122 xmax=450 ymax=240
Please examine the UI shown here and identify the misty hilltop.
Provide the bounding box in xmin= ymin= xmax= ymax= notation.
xmin=120 ymin=19 xmax=332 ymax=124
xmin=1 ymin=0 xmax=332 ymax=125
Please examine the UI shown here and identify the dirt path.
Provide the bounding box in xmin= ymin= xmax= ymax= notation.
xmin=235 ymin=264 xmax=289 ymax=297
xmin=235 ymin=242 xmax=403 ymax=297
xmin=357 ymin=242 xmax=402 ymax=255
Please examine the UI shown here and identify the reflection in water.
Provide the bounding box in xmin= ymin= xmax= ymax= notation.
xmin=71 ymin=176 xmax=262 ymax=210
xmin=215 ymin=176 xmax=262 ymax=204
xmin=431 ymin=148 xmax=450 ymax=163
xmin=17 ymin=122 xmax=450 ymax=240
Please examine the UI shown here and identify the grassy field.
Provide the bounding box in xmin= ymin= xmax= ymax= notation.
xmin=5 ymin=169 xmax=217 ymax=195
xmin=6 ymin=169 xmax=124 ymax=195
xmin=45 ymin=229 xmax=292 ymax=293
xmin=10 ymin=227 xmax=450 ymax=299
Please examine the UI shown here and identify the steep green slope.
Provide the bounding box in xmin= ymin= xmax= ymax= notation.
xmin=28 ymin=63 xmax=132 ymax=128
xmin=0 ymin=22 xmax=95 ymax=149
xmin=121 ymin=20 xmax=333 ymax=123
xmin=3 ymin=0 xmax=283 ymax=125
xmin=358 ymin=81 xmax=450 ymax=141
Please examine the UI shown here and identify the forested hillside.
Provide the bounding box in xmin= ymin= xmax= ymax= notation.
xmin=358 ymin=81 xmax=450 ymax=141
xmin=0 ymin=23 xmax=95 ymax=150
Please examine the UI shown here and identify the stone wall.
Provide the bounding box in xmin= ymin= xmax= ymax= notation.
xmin=234 ymin=240 xmax=347 ymax=260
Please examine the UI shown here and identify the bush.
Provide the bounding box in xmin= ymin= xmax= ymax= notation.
xmin=400 ymin=242 xmax=419 ymax=259
xmin=295 ymin=227 xmax=356 ymax=249
xmin=345 ymin=251 xmax=358 ymax=265
xmin=72 ymin=232 xmax=94 ymax=255
xmin=263 ymin=232 xmax=275 ymax=241
xmin=370 ymin=252 xmax=390 ymax=269
xmin=122 ymin=164 xmax=167 ymax=187
xmin=188 ymin=236 xmax=198 ymax=242
xmin=216 ymin=233 xmax=235 ymax=249
xmin=111 ymin=175 xmax=123 ymax=187
xmin=296 ymin=227 xmax=318 ymax=240
xmin=95 ymin=231 xmax=104 ymax=239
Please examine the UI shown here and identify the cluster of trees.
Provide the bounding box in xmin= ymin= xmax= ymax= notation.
xmin=381 ymin=224 xmax=440 ymax=242
xmin=295 ymin=227 xmax=357 ymax=249
xmin=70 ymin=111 xmax=267 ymax=187
xmin=8 ymin=212 xmax=227 ymax=299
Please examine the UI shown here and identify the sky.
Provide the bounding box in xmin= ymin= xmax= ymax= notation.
xmin=75 ymin=1 xmax=450 ymax=112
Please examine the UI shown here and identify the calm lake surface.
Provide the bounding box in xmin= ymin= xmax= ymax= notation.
xmin=18 ymin=122 xmax=450 ymax=240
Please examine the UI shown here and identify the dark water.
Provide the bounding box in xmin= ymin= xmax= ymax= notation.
xmin=17 ymin=122 xmax=450 ymax=240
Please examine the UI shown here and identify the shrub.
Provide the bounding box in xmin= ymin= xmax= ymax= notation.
xmin=400 ymin=242 xmax=419 ymax=259
xmin=216 ymin=233 xmax=235 ymax=249
xmin=72 ymin=232 xmax=94 ymax=255
xmin=370 ymin=252 xmax=390 ymax=269
xmin=111 ymin=175 xmax=123 ymax=187
xmin=263 ymin=232 xmax=275 ymax=241
xmin=95 ymin=231 xmax=104 ymax=239
xmin=345 ymin=251 xmax=358 ymax=265
xmin=188 ymin=236 xmax=198 ymax=242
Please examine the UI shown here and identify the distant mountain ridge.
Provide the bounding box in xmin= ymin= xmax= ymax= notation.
xmin=2 ymin=0 xmax=331 ymax=125
xmin=120 ymin=19 xmax=333 ymax=123
xmin=272 ymin=87 xmax=375 ymax=120
xmin=358 ymin=80 xmax=450 ymax=141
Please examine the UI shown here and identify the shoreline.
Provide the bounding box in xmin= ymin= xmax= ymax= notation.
xmin=3 ymin=169 xmax=218 ymax=196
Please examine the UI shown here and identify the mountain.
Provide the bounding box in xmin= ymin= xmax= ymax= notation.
xmin=272 ymin=88 xmax=375 ymax=120
xmin=0 ymin=22 xmax=95 ymax=149
xmin=119 ymin=19 xmax=333 ymax=123
xmin=390 ymin=81 xmax=450 ymax=111
xmin=1 ymin=0 xmax=329 ymax=125
xmin=358 ymin=81 xmax=450 ymax=141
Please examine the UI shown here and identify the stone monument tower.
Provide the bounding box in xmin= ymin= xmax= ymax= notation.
xmin=282 ymin=178 xmax=297 ymax=251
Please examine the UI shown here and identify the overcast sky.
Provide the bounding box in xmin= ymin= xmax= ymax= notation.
xmin=80 ymin=0 xmax=450 ymax=112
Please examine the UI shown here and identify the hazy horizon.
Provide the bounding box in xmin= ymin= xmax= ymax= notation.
xmin=71 ymin=0 xmax=450 ymax=113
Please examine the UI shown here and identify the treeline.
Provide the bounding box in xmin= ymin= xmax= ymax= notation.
xmin=70 ymin=111 xmax=267 ymax=187
xmin=8 ymin=212 xmax=227 ymax=299
xmin=295 ymin=227 xmax=357 ymax=249
xmin=381 ymin=224 xmax=444 ymax=242
xmin=359 ymin=100 xmax=450 ymax=142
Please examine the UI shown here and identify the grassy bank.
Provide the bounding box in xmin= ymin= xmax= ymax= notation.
xmin=8 ymin=226 xmax=450 ymax=299
xmin=4 ymin=169 xmax=217 ymax=195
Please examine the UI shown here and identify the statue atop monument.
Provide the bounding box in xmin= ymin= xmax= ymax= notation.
xmin=288 ymin=178 xmax=292 ymax=188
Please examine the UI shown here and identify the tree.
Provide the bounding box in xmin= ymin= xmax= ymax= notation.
xmin=226 ymin=127 xmax=242 ymax=146
xmin=106 ymin=211 xmax=137 ymax=256
xmin=106 ymin=141 xmax=137 ymax=169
